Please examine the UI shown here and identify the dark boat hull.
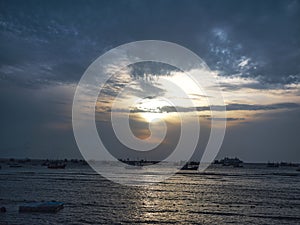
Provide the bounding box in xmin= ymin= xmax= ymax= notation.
xmin=47 ymin=164 xmax=66 ymax=169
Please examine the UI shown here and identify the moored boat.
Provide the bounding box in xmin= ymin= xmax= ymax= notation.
xmin=267 ymin=162 xmax=279 ymax=168
xmin=215 ymin=157 xmax=244 ymax=167
xmin=47 ymin=162 xmax=66 ymax=169
xmin=180 ymin=163 xmax=198 ymax=170
xmin=124 ymin=161 xmax=143 ymax=169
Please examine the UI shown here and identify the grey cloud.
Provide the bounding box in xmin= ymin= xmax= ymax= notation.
xmin=1 ymin=0 xmax=300 ymax=161
xmin=1 ymin=0 xmax=300 ymax=89
xmin=175 ymin=102 xmax=300 ymax=112
xmin=224 ymin=103 xmax=300 ymax=111
xmin=107 ymin=102 xmax=300 ymax=115
xmin=207 ymin=117 xmax=245 ymax=121
xmin=197 ymin=103 xmax=300 ymax=112
xmin=168 ymin=103 xmax=300 ymax=112
xmin=129 ymin=62 xmax=179 ymax=79
xmin=218 ymin=80 xmax=282 ymax=91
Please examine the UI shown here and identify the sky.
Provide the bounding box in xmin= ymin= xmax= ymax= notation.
xmin=0 ymin=0 xmax=300 ymax=162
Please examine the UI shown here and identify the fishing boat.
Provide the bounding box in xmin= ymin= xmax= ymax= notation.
xmin=124 ymin=161 xmax=143 ymax=169
xmin=124 ymin=164 xmax=143 ymax=169
xmin=180 ymin=163 xmax=198 ymax=170
xmin=219 ymin=157 xmax=243 ymax=167
xmin=267 ymin=162 xmax=279 ymax=168
xmin=47 ymin=162 xmax=66 ymax=169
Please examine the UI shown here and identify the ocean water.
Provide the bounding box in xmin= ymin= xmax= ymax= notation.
xmin=0 ymin=163 xmax=300 ymax=225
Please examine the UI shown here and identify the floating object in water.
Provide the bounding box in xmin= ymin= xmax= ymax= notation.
xmin=47 ymin=162 xmax=66 ymax=169
xmin=218 ymin=157 xmax=243 ymax=167
xmin=124 ymin=164 xmax=143 ymax=169
xmin=0 ymin=207 xmax=6 ymax=213
xmin=180 ymin=162 xmax=198 ymax=170
xmin=124 ymin=161 xmax=143 ymax=169
xmin=19 ymin=201 xmax=64 ymax=213
xmin=267 ymin=162 xmax=279 ymax=167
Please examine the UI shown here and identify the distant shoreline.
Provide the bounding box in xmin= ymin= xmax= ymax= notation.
xmin=0 ymin=157 xmax=299 ymax=165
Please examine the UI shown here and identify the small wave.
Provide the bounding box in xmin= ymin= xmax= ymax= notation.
xmin=188 ymin=210 xmax=300 ymax=221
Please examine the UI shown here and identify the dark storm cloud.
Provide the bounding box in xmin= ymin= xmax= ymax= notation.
xmin=0 ymin=0 xmax=300 ymax=88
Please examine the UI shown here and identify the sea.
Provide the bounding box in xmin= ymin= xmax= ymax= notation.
xmin=0 ymin=162 xmax=300 ymax=225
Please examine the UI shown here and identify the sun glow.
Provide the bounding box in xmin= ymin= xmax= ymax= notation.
xmin=140 ymin=112 xmax=169 ymax=123
xmin=133 ymin=98 xmax=174 ymax=123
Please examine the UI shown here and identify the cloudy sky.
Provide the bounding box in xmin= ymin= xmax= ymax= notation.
xmin=0 ymin=0 xmax=299 ymax=162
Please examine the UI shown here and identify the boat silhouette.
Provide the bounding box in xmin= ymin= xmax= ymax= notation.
xmin=47 ymin=162 xmax=66 ymax=169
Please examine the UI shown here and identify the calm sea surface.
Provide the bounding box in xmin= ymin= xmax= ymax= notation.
xmin=0 ymin=163 xmax=300 ymax=225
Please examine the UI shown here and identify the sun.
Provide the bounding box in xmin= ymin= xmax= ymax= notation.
xmin=140 ymin=112 xmax=168 ymax=123
xmin=134 ymin=98 xmax=172 ymax=123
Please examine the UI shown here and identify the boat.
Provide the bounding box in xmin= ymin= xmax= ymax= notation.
xmin=267 ymin=162 xmax=279 ymax=168
xmin=218 ymin=157 xmax=243 ymax=167
xmin=124 ymin=164 xmax=143 ymax=169
xmin=280 ymin=162 xmax=297 ymax=167
xmin=124 ymin=161 xmax=143 ymax=169
xmin=47 ymin=162 xmax=66 ymax=169
xmin=233 ymin=163 xmax=244 ymax=168
xmin=180 ymin=163 xmax=198 ymax=170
